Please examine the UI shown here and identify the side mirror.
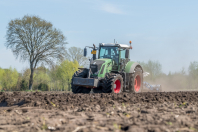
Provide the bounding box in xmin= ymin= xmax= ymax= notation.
xmin=84 ymin=48 xmax=87 ymax=57
xmin=125 ymin=49 xmax=129 ymax=58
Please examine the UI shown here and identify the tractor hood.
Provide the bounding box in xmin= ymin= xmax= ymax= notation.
xmin=90 ymin=59 xmax=111 ymax=75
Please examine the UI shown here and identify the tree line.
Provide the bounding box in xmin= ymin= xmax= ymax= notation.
xmin=0 ymin=60 xmax=198 ymax=91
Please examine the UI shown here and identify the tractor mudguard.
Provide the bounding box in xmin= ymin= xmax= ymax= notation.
xmin=125 ymin=61 xmax=143 ymax=73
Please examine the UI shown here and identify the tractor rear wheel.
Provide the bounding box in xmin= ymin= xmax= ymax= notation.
xmin=100 ymin=73 xmax=123 ymax=93
xmin=129 ymin=67 xmax=143 ymax=93
xmin=71 ymin=69 xmax=91 ymax=94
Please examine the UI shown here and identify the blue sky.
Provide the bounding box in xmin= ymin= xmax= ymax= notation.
xmin=0 ymin=0 xmax=198 ymax=74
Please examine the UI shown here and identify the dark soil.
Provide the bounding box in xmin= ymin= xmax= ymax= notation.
xmin=0 ymin=91 xmax=198 ymax=132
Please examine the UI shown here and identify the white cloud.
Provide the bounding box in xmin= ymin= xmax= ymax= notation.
xmin=100 ymin=4 xmax=124 ymax=14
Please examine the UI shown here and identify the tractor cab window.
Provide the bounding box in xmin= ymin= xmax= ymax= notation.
xmin=99 ymin=46 xmax=119 ymax=65
xmin=120 ymin=50 xmax=126 ymax=59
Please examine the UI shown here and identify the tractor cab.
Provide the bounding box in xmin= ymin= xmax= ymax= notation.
xmin=98 ymin=43 xmax=132 ymax=71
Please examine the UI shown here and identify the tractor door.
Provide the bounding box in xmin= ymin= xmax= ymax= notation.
xmin=119 ymin=49 xmax=129 ymax=71
xmin=111 ymin=48 xmax=119 ymax=71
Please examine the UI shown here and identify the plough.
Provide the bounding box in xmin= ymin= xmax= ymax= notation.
xmin=143 ymin=72 xmax=162 ymax=92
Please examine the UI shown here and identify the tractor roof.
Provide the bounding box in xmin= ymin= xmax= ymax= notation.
xmin=99 ymin=43 xmax=131 ymax=49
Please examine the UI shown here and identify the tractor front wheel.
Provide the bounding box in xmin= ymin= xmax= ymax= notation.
xmin=71 ymin=69 xmax=91 ymax=94
xmin=100 ymin=74 xmax=123 ymax=93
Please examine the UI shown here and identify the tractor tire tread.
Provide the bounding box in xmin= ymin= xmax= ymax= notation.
xmin=102 ymin=73 xmax=123 ymax=93
xmin=129 ymin=67 xmax=143 ymax=93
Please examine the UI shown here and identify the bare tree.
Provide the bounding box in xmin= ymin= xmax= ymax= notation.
xmin=5 ymin=15 xmax=67 ymax=90
xmin=65 ymin=47 xmax=89 ymax=67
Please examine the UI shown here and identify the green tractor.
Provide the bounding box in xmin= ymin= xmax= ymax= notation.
xmin=71 ymin=41 xmax=143 ymax=93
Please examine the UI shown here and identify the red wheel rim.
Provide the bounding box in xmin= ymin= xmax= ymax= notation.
xmin=134 ymin=75 xmax=141 ymax=92
xmin=114 ymin=80 xmax=121 ymax=93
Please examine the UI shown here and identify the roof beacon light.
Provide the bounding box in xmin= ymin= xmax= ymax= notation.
xmin=129 ymin=41 xmax=132 ymax=49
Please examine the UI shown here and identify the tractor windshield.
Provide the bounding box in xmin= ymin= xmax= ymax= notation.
xmin=99 ymin=46 xmax=119 ymax=65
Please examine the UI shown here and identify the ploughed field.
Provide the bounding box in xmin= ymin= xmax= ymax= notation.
xmin=0 ymin=92 xmax=198 ymax=132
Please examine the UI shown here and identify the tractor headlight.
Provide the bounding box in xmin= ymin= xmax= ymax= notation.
xmin=94 ymin=71 xmax=99 ymax=75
